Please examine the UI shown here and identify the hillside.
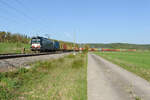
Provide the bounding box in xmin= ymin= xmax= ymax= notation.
xmin=86 ymin=43 xmax=150 ymax=50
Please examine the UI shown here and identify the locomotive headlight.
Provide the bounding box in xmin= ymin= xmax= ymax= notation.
xmin=37 ymin=45 xmax=41 ymax=48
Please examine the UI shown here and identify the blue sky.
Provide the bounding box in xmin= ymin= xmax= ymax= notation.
xmin=0 ymin=0 xmax=150 ymax=44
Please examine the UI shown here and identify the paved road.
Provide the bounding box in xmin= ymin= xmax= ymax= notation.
xmin=88 ymin=54 xmax=150 ymax=100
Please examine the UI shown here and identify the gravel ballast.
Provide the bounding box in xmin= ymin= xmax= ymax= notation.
xmin=0 ymin=53 xmax=71 ymax=72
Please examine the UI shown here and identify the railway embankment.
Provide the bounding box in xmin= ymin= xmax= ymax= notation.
xmin=0 ymin=52 xmax=70 ymax=72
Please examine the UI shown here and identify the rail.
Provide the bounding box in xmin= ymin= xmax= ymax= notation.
xmin=0 ymin=51 xmax=63 ymax=60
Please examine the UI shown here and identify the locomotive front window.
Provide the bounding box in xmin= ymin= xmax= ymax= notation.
xmin=32 ymin=39 xmax=41 ymax=43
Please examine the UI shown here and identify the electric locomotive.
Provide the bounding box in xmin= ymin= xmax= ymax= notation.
xmin=31 ymin=36 xmax=60 ymax=52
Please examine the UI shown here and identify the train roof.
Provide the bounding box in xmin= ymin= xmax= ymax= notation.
xmin=31 ymin=36 xmax=51 ymax=40
xmin=31 ymin=36 xmax=44 ymax=39
xmin=31 ymin=36 xmax=78 ymax=45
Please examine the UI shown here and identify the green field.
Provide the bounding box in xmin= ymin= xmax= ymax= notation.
xmin=95 ymin=52 xmax=150 ymax=82
xmin=0 ymin=42 xmax=30 ymax=54
xmin=0 ymin=53 xmax=87 ymax=100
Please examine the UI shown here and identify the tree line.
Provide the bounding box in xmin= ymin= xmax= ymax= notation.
xmin=0 ymin=31 xmax=30 ymax=44
xmin=87 ymin=43 xmax=150 ymax=50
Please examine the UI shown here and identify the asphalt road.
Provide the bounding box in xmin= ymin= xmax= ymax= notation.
xmin=88 ymin=53 xmax=150 ymax=100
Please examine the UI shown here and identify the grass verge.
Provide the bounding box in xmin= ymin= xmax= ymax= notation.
xmin=95 ymin=52 xmax=150 ymax=82
xmin=0 ymin=53 xmax=87 ymax=100
xmin=0 ymin=42 xmax=30 ymax=54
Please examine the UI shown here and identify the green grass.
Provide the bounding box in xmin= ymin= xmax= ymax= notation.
xmin=0 ymin=42 xmax=30 ymax=54
xmin=0 ymin=53 xmax=87 ymax=100
xmin=95 ymin=52 xmax=150 ymax=82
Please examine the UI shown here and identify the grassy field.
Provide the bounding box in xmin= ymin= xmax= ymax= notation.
xmin=95 ymin=52 xmax=150 ymax=82
xmin=0 ymin=42 xmax=30 ymax=54
xmin=0 ymin=53 xmax=87 ymax=100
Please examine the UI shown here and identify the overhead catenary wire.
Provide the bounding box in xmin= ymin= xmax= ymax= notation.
xmin=0 ymin=5 xmax=28 ymax=26
xmin=13 ymin=0 xmax=51 ymax=28
xmin=0 ymin=0 xmax=39 ymax=34
xmin=0 ymin=10 xmax=31 ymax=27
xmin=0 ymin=0 xmax=34 ymax=21
xmin=12 ymin=0 xmax=55 ymax=37
xmin=0 ymin=0 xmax=49 ymax=31
xmin=14 ymin=0 xmax=28 ymax=9
xmin=0 ymin=2 xmax=34 ymax=35
xmin=0 ymin=0 xmax=56 ymax=38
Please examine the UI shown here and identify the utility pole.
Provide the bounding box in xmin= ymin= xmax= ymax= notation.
xmin=73 ymin=30 xmax=76 ymax=55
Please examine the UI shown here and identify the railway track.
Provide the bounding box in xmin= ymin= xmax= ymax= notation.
xmin=0 ymin=51 xmax=63 ymax=60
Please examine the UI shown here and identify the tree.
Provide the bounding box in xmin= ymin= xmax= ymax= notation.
xmin=0 ymin=31 xmax=6 ymax=42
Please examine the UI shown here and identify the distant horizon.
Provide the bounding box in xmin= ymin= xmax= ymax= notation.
xmin=1 ymin=30 xmax=150 ymax=45
xmin=83 ymin=42 xmax=150 ymax=45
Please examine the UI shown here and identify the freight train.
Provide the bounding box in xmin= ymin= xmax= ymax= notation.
xmin=89 ymin=48 xmax=136 ymax=52
xmin=31 ymin=37 xmax=137 ymax=52
xmin=31 ymin=36 xmax=78 ymax=52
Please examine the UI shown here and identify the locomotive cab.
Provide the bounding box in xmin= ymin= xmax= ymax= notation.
xmin=31 ymin=36 xmax=55 ymax=52
xmin=31 ymin=37 xmax=41 ymax=51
